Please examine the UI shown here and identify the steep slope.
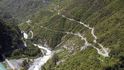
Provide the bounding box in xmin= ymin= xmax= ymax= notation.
xmin=20 ymin=0 xmax=124 ymax=70
xmin=13 ymin=0 xmax=124 ymax=70
xmin=0 ymin=0 xmax=50 ymax=22
xmin=0 ymin=17 xmax=23 ymax=61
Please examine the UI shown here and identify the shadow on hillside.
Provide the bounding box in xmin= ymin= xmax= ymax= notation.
xmin=0 ymin=18 xmax=24 ymax=61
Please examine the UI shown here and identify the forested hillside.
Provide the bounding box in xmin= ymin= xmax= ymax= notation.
xmin=19 ymin=0 xmax=124 ymax=70
xmin=0 ymin=0 xmax=124 ymax=70
xmin=0 ymin=17 xmax=22 ymax=61
xmin=0 ymin=0 xmax=50 ymax=22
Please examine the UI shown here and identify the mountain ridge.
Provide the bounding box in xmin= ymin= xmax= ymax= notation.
xmin=0 ymin=0 xmax=124 ymax=70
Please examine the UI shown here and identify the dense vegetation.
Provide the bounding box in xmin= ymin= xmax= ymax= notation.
xmin=19 ymin=0 xmax=124 ymax=70
xmin=0 ymin=17 xmax=22 ymax=61
xmin=40 ymin=0 xmax=123 ymax=70
xmin=0 ymin=17 xmax=41 ymax=61
xmin=0 ymin=0 xmax=51 ymax=22
xmin=0 ymin=0 xmax=124 ymax=70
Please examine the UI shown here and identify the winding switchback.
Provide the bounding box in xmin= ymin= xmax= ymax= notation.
xmin=58 ymin=10 xmax=110 ymax=57
xmin=39 ymin=8 xmax=110 ymax=57
xmin=29 ymin=30 xmax=34 ymax=39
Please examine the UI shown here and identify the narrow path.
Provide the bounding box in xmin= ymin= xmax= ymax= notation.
xmin=29 ymin=30 xmax=34 ymax=39
xmin=21 ymin=20 xmax=53 ymax=70
xmin=57 ymin=10 xmax=110 ymax=57
xmin=40 ymin=25 xmax=109 ymax=57
xmin=61 ymin=15 xmax=97 ymax=43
